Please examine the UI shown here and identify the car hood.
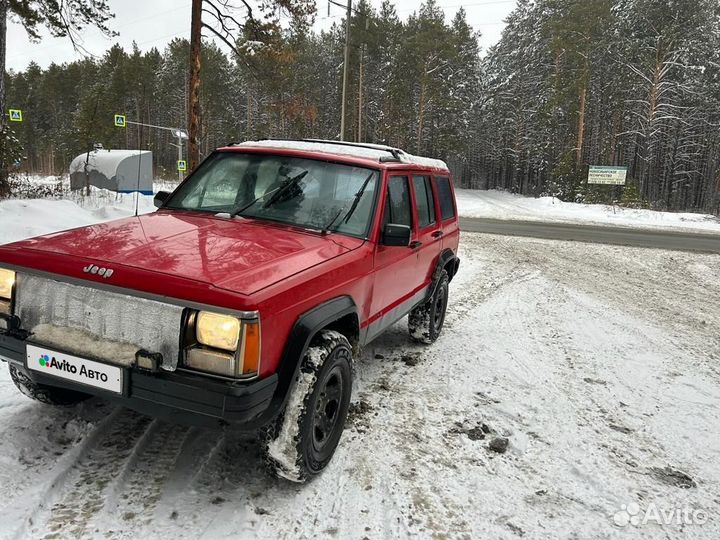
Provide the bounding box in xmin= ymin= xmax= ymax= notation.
xmin=2 ymin=210 xmax=363 ymax=296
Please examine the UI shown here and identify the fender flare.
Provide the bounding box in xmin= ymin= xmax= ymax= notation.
xmin=427 ymin=248 xmax=460 ymax=302
xmin=251 ymin=295 xmax=358 ymax=427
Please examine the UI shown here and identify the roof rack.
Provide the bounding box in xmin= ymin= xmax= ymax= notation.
xmin=301 ymin=139 xmax=404 ymax=162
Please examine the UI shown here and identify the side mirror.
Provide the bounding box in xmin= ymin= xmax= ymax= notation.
xmin=382 ymin=224 xmax=411 ymax=247
xmin=153 ymin=191 xmax=170 ymax=208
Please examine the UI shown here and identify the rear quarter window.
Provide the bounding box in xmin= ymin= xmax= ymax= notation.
xmin=413 ymin=175 xmax=436 ymax=228
xmin=435 ymin=176 xmax=455 ymax=221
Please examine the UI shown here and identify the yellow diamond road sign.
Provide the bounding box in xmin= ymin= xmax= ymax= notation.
xmin=9 ymin=109 xmax=22 ymax=122
xmin=177 ymin=160 xmax=187 ymax=172
xmin=114 ymin=114 xmax=126 ymax=128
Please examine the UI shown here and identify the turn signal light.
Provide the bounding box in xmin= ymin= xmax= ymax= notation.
xmin=241 ymin=321 xmax=261 ymax=376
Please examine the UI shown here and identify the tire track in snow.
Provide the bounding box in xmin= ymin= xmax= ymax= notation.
xmin=5 ymin=406 xmax=129 ymax=540
xmin=30 ymin=409 xmax=153 ymax=539
xmin=95 ymin=421 xmax=191 ymax=538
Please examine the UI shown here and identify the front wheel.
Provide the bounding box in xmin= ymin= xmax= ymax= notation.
xmin=409 ymin=269 xmax=449 ymax=344
xmin=261 ymin=330 xmax=353 ymax=482
xmin=9 ymin=364 xmax=90 ymax=406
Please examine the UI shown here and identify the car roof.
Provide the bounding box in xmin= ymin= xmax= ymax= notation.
xmin=217 ymin=139 xmax=450 ymax=173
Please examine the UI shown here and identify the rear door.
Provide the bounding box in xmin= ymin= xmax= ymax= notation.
xmin=434 ymin=174 xmax=460 ymax=253
xmin=410 ymin=173 xmax=442 ymax=292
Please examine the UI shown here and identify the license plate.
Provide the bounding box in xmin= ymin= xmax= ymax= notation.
xmin=26 ymin=344 xmax=123 ymax=394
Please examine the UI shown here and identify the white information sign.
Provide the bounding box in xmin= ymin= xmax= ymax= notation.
xmin=588 ymin=166 xmax=627 ymax=185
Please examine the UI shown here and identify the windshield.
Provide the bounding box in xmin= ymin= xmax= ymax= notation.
xmin=165 ymin=152 xmax=380 ymax=237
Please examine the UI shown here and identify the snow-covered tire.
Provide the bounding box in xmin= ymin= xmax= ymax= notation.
xmin=409 ymin=269 xmax=449 ymax=344
xmin=9 ymin=364 xmax=90 ymax=406
xmin=261 ymin=330 xmax=353 ymax=483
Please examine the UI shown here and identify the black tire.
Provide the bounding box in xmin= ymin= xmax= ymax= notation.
xmin=409 ymin=269 xmax=449 ymax=344
xmin=9 ymin=364 xmax=91 ymax=406
xmin=261 ymin=330 xmax=353 ymax=482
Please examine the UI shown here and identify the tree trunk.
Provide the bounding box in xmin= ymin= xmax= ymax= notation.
xmin=188 ymin=0 xmax=202 ymax=171
xmin=357 ymin=45 xmax=363 ymax=143
xmin=246 ymin=83 xmax=253 ymax=139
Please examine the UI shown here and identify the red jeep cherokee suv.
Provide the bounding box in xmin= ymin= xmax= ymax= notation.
xmin=0 ymin=140 xmax=460 ymax=481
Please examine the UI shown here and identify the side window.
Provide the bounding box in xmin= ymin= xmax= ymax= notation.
xmin=412 ymin=175 xmax=436 ymax=228
xmin=436 ymin=176 xmax=455 ymax=221
xmin=385 ymin=176 xmax=412 ymax=227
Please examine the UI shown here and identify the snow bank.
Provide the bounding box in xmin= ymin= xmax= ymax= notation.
xmin=0 ymin=197 xmax=155 ymax=245
xmin=456 ymin=188 xmax=720 ymax=234
xmin=0 ymin=177 xmax=179 ymax=245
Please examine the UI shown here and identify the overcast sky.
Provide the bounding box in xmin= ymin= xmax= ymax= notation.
xmin=5 ymin=0 xmax=516 ymax=72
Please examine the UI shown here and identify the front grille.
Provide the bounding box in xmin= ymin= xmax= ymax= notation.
xmin=14 ymin=273 xmax=184 ymax=370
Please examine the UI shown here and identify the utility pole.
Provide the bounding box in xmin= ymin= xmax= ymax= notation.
xmin=339 ymin=0 xmax=351 ymax=141
xmin=357 ymin=43 xmax=364 ymax=143
xmin=188 ymin=0 xmax=202 ymax=170
xmin=176 ymin=134 xmax=184 ymax=182
xmin=0 ymin=0 xmax=8 ymax=196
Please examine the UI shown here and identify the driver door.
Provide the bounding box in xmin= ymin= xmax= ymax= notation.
xmin=367 ymin=174 xmax=420 ymax=341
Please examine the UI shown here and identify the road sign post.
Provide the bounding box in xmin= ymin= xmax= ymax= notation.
xmin=8 ymin=109 xmax=22 ymax=122
xmin=112 ymin=115 xmax=187 ymax=181
xmin=588 ymin=165 xmax=627 ymax=205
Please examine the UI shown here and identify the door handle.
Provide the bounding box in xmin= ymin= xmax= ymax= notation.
xmin=409 ymin=241 xmax=422 ymax=249
xmin=431 ymin=230 xmax=444 ymax=238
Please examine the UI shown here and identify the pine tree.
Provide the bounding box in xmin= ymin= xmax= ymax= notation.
xmin=1 ymin=0 xmax=116 ymax=196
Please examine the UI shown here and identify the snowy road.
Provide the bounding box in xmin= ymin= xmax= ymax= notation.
xmin=455 ymin=189 xmax=720 ymax=234
xmin=460 ymin=217 xmax=720 ymax=253
xmin=1 ymin=232 xmax=719 ymax=539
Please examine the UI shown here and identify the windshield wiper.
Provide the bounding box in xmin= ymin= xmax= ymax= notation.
xmin=229 ymin=190 xmax=273 ymax=217
xmin=322 ymin=172 xmax=375 ymax=233
xmin=262 ymin=170 xmax=309 ymax=209
xmin=228 ymin=169 xmax=308 ymax=217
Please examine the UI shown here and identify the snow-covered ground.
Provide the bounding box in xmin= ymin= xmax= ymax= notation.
xmin=456 ymin=188 xmax=720 ymax=234
xmin=0 ymin=217 xmax=718 ymax=537
xmin=0 ymin=182 xmax=719 ymax=538
xmin=0 ymin=176 xmax=176 ymax=244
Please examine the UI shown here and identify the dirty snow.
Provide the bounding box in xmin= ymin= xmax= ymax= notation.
xmin=456 ymin=188 xmax=720 ymax=234
xmin=265 ymin=368 xmax=316 ymax=482
xmin=31 ymin=324 xmax=140 ymax=366
xmin=0 ymin=225 xmax=718 ymax=538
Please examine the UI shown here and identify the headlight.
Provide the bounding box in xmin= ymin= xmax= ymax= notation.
xmin=0 ymin=268 xmax=15 ymax=316
xmin=0 ymin=268 xmax=14 ymax=300
xmin=196 ymin=311 xmax=241 ymax=351
xmin=184 ymin=311 xmax=261 ymax=379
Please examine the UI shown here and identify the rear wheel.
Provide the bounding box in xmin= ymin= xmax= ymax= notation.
xmin=409 ymin=269 xmax=449 ymax=344
xmin=9 ymin=364 xmax=90 ymax=406
xmin=261 ymin=330 xmax=353 ymax=482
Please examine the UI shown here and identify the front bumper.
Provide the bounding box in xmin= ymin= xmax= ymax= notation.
xmin=0 ymin=330 xmax=277 ymax=430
